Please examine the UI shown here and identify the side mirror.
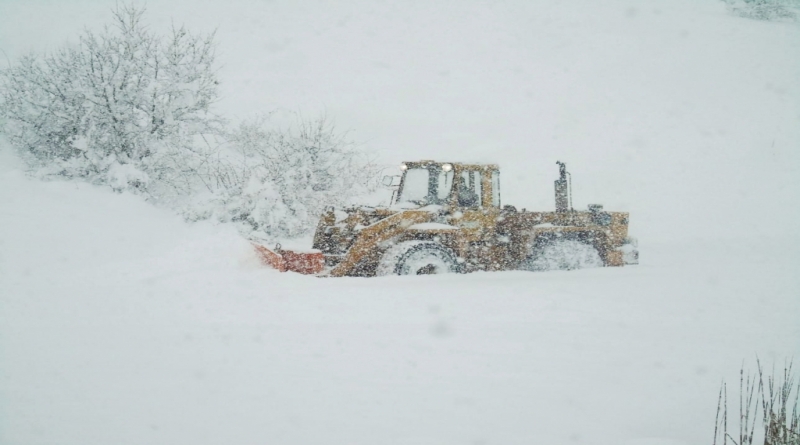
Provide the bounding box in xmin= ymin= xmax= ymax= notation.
xmin=382 ymin=175 xmax=401 ymax=187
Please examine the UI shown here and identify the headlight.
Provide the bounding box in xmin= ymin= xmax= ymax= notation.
xmin=400 ymin=163 xmax=408 ymax=170
xmin=442 ymin=163 xmax=453 ymax=171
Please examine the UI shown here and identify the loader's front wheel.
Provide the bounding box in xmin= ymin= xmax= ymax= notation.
xmin=523 ymin=238 xmax=604 ymax=271
xmin=377 ymin=241 xmax=460 ymax=276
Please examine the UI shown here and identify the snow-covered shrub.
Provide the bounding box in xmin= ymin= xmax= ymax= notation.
xmin=186 ymin=115 xmax=382 ymax=239
xmin=723 ymin=0 xmax=800 ymax=21
xmin=0 ymin=5 xmax=223 ymax=198
xmin=1 ymin=5 xmax=383 ymax=240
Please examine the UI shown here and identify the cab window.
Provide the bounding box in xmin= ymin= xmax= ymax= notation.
xmin=457 ymin=171 xmax=482 ymax=207
xmin=398 ymin=166 xmax=454 ymax=205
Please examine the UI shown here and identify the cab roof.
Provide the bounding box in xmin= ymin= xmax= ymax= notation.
xmin=402 ymin=160 xmax=499 ymax=170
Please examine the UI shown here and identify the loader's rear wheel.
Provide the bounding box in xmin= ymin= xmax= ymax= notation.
xmin=377 ymin=241 xmax=460 ymax=276
xmin=523 ymin=239 xmax=604 ymax=271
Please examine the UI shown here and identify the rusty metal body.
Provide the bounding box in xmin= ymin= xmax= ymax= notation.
xmin=256 ymin=160 xmax=638 ymax=276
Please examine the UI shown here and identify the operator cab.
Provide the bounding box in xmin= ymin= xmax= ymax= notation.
xmin=395 ymin=161 xmax=500 ymax=209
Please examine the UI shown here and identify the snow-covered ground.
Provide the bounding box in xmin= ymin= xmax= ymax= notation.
xmin=1 ymin=149 xmax=798 ymax=445
xmin=2 ymin=0 xmax=800 ymax=444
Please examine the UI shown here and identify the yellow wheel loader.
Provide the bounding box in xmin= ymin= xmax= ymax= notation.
xmin=254 ymin=161 xmax=638 ymax=276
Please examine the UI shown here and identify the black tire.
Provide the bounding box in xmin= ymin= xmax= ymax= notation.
xmin=377 ymin=241 xmax=460 ymax=276
xmin=522 ymin=238 xmax=604 ymax=271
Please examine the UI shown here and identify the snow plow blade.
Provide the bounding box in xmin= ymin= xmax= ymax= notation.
xmin=253 ymin=243 xmax=325 ymax=275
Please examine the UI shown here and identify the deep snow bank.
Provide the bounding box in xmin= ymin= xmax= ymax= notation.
xmin=1 ymin=0 xmax=799 ymax=443
xmin=1 ymin=147 xmax=798 ymax=445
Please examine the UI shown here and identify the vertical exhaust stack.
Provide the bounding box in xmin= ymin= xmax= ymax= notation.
xmin=554 ymin=161 xmax=571 ymax=212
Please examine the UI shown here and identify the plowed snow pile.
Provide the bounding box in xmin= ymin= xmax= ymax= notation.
xmin=1 ymin=0 xmax=800 ymax=444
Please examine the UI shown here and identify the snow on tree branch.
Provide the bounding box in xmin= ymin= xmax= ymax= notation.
xmin=0 ymin=4 xmax=223 ymax=198
xmin=0 ymin=5 xmax=383 ymax=239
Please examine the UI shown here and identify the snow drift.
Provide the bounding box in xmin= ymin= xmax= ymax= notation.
xmin=1 ymin=0 xmax=799 ymax=444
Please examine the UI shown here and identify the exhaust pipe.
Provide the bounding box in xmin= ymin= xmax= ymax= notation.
xmin=554 ymin=161 xmax=572 ymax=212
